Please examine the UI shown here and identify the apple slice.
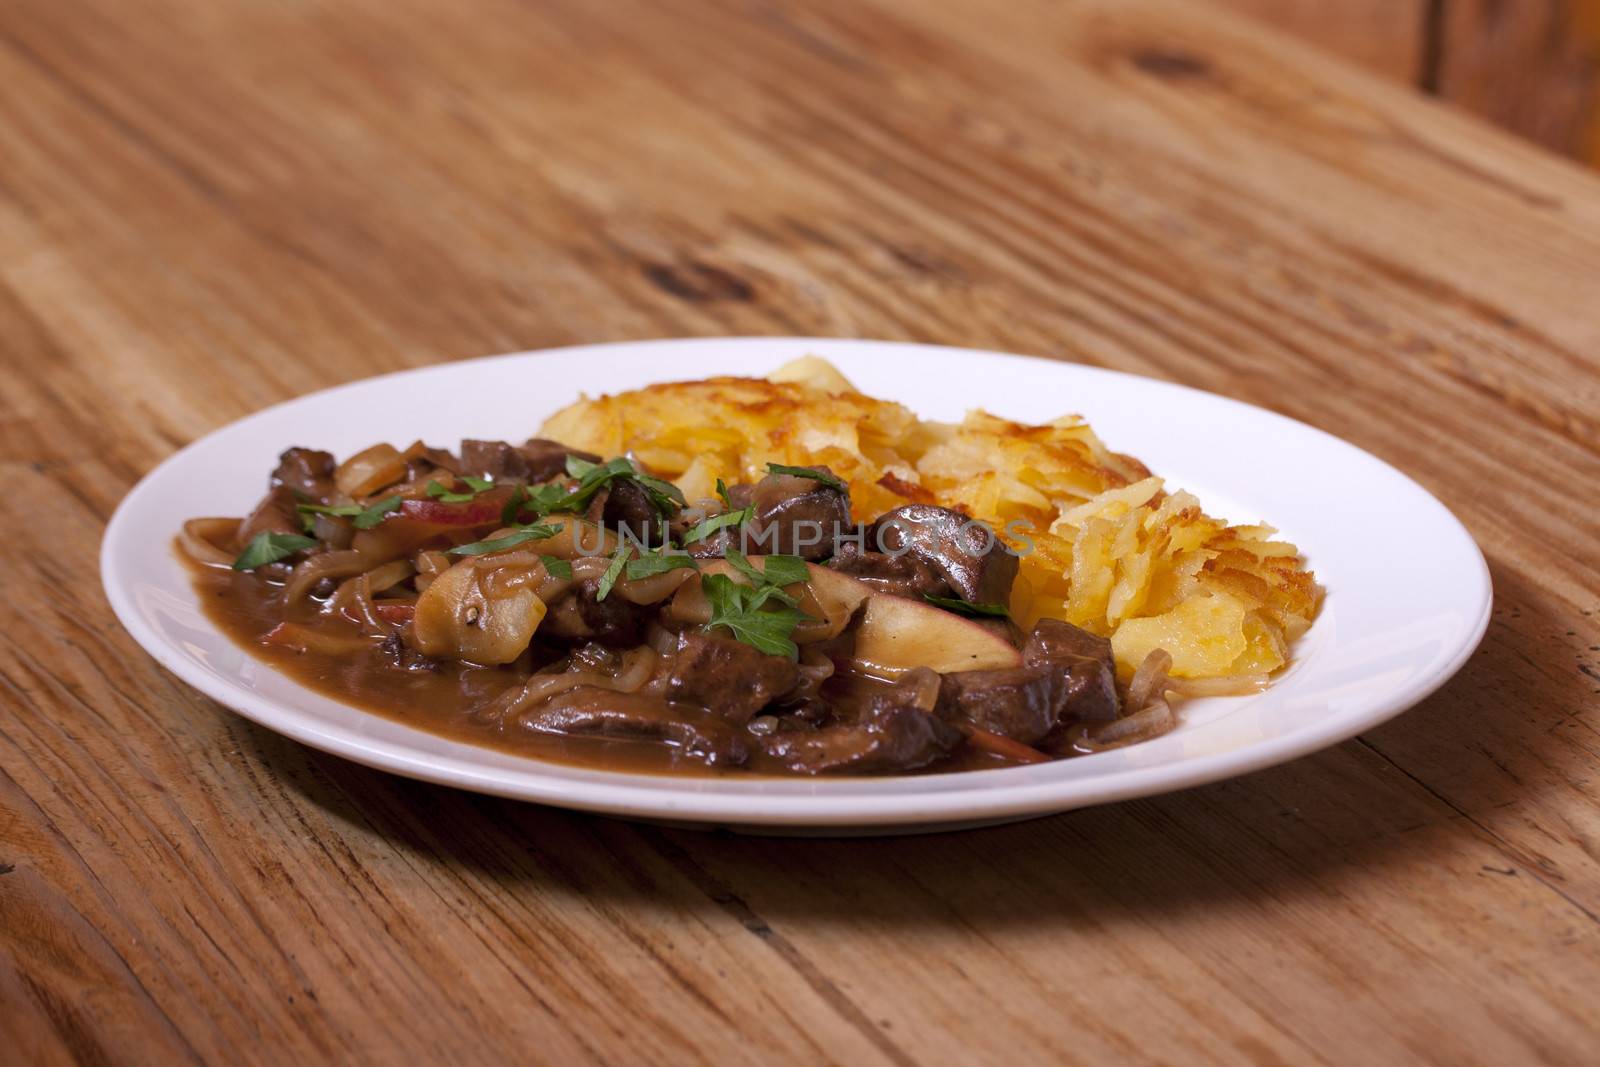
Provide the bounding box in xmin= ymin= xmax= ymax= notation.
xmin=850 ymin=594 xmax=1022 ymax=676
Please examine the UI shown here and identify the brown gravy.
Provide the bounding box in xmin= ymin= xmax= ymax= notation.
xmin=189 ymin=559 xmax=1008 ymax=777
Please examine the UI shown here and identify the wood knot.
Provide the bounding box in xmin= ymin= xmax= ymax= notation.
xmin=1130 ymin=48 xmax=1212 ymax=80
xmin=643 ymin=261 xmax=755 ymax=303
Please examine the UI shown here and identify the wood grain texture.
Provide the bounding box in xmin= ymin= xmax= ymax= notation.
xmin=1434 ymin=0 xmax=1600 ymax=160
xmin=1211 ymin=0 xmax=1600 ymax=167
xmin=1210 ymin=0 xmax=1426 ymax=81
xmin=1 ymin=0 xmax=1598 ymax=1063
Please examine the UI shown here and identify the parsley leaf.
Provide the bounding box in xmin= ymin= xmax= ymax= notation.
xmin=715 ymin=478 xmax=734 ymax=509
xmin=446 ymin=522 xmax=563 ymax=557
xmin=595 ymin=544 xmax=630 ymax=601
xmin=233 ymin=531 xmax=318 ymax=571
xmin=766 ymin=463 xmax=847 ymax=494
xmin=923 ymin=594 xmax=1010 ymax=619
xmin=625 ymin=551 xmax=699 ymax=581
xmin=540 ymin=555 xmax=574 ymax=580
xmin=501 ymin=485 xmax=529 ymax=525
xmin=426 ymin=479 xmax=476 ymax=503
xmin=295 ymin=501 xmax=361 ymax=534
xmin=352 ymin=495 xmax=403 ymax=529
xmin=758 ymin=554 xmax=811 ymax=588
xmin=702 ymin=573 xmax=810 ymax=659
xmin=543 ymin=455 xmax=684 ymax=517
xmin=427 ymin=474 xmax=495 ymax=503
xmin=632 ymin=472 xmax=687 ymax=511
xmin=565 ymin=455 xmax=602 ymax=479
xmin=680 ymin=506 xmax=751 ymax=545
xmin=296 ymin=502 xmax=362 ymax=518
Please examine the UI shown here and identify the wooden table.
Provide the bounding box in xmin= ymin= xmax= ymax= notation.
xmin=2 ymin=1 xmax=1597 ymax=1063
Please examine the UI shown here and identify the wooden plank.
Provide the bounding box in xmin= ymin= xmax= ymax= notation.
xmin=0 ymin=0 xmax=1597 ymax=1062
xmin=1435 ymin=0 xmax=1600 ymax=161
xmin=1209 ymin=0 xmax=1425 ymax=81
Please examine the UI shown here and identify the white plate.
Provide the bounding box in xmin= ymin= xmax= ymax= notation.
xmin=102 ymin=338 xmax=1491 ymax=833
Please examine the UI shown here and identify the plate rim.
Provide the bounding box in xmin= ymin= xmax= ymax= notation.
xmin=101 ymin=336 xmax=1493 ymax=826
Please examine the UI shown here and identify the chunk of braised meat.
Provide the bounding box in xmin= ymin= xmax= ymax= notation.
xmin=763 ymin=668 xmax=960 ymax=773
xmin=238 ymin=486 xmax=305 ymax=543
xmin=747 ymin=467 xmax=851 ymax=560
xmin=935 ymin=619 xmax=1120 ymax=744
xmin=589 ymin=478 xmax=662 ymax=543
xmin=936 ymin=659 xmax=1116 ymax=744
xmin=379 ymin=634 xmax=439 ymax=672
xmin=1024 ymin=618 xmax=1115 ymax=680
xmin=662 ymin=631 xmax=799 ymax=725
xmin=516 ymin=686 xmax=748 ymax=767
xmin=764 ymin=704 xmax=961 ymax=774
xmin=827 ymin=548 xmax=951 ymax=599
xmin=518 ymin=438 xmax=600 ymax=483
xmin=460 ymin=439 xmax=530 ymax=483
xmin=540 ymin=577 xmax=648 ymax=646
xmin=270 ymin=448 xmax=337 ymax=502
xmin=868 ymin=504 xmax=1018 ymax=605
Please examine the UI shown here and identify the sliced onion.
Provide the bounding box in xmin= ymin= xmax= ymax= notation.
xmin=180 ymin=517 xmax=241 ymax=567
xmin=335 ymin=443 xmax=406 ymax=498
xmin=1126 ymin=648 xmax=1173 ymax=712
xmin=284 ymin=550 xmax=368 ymax=604
xmin=1090 ymin=696 xmax=1175 ymax=746
xmin=531 ymin=519 xmax=621 ymax=561
xmin=312 ymin=513 xmax=354 ymax=550
xmin=261 ymin=622 xmax=376 ymax=656
xmin=332 ymin=559 xmax=416 ymax=635
xmin=488 ymin=646 xmax=659 ymax=721
xmin=413 ymin=550 xmax=450 ymax=594
xmin=1169 ymin=674 xmax=1270 ymax=697
xmin=616 ymin=567 xmax=697 ymax=605
xmin=569 ymin=557 xmax=612 ymax=582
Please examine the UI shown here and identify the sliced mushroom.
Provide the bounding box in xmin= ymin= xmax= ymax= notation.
xmin=410 ymin=554 xmax=549 ymax=664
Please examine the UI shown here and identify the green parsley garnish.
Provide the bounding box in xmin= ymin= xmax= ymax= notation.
xmin=715 ymin=477 xmax=734 ymax=509
xmin=541 ymin=555 xmax=574 ymax=580
xmin=501 ymin=485 xmax=532 ymax=525
xmin=232 ymin=531 xmax=318 ymax=571
xmin=595 ymin=544 xmax=630 ymax=601
xmin=543 ymin=455 xmax=686 ymax=517
xmin=680 ymin=506 xmax=752 ymax=545
xmin=923 ymin=594 xmax=1010 ymax=619
xmin=625 ymin=551 xmax=699 ymax=581
xmin=296 ymin=502 xmax=362 ymax=518
xmin=296 ymin=495 xmax=403 ymax=531
xmin=295 ymin=501 xmax=361 ymax=533
xmin=446 ymin=522 xmax=563 ymax=557
xmin=352 ymin=495 xmax=403 ymax=530
xmin=425 ymin=480 xmax=475 ymax=503
xmin=723 ymin=549 xmax=796 ymax=605
xmin=765 ymin=463 xmax=847 ymax=494
xmin=702 ymin=573 xmax=811 ymax=659
xmin=426 ymin=475 xmax=495 ymax=503
xmin=757 ymin=554 xmax=810 ymax=588
xmin=698 ymin=549 xmax=816 ymax=657
xmin=724 ymin=548 xmax=809 ymax=591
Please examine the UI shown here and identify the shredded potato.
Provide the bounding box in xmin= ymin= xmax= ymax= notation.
xmin=540 ymin=357 xmax=1321 ymax=680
